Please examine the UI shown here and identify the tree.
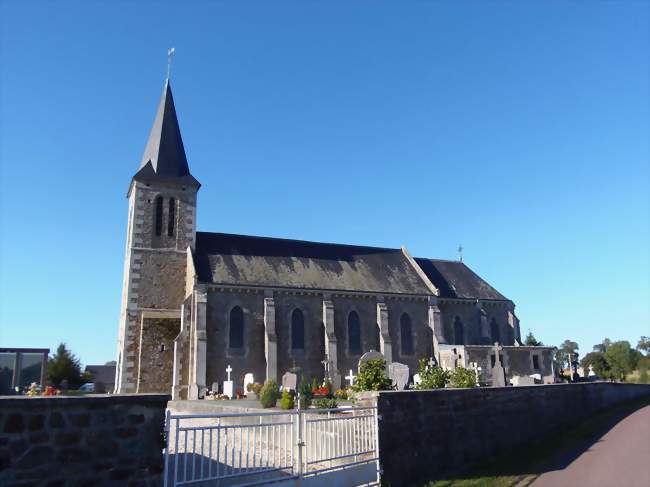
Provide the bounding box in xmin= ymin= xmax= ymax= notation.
xmin=557 ymin=340 xmax=579 ymax=370
xmin=415 ymin=358 xmax=449 ymax=389
xmin=353 ymin=359 xmax=393 ymax=392
xmin=593 ymin=338 xmax=612 ymax=354
xmin=580 ymin=351 xmax=610 ymax=378
xmin=605 ymin=341 xmax=638 ymax=381
xmin=47 ymin=343 xmax=85 ymax=388
xmin=637 ymin=336 xmax=650 ymax=355
xmin=524 ymin=331 xmax=543 ymax=346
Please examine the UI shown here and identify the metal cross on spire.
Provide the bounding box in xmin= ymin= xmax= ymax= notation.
xmin=167 ymin=47 xmax=176 ymax=80
xmin=458 ymin=244 xmax=464 ymax=262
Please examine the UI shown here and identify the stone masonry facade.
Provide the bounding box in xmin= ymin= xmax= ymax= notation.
xmin=0 ymin=394 xmax=169 ymax=486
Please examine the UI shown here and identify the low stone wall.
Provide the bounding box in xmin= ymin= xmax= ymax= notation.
xmin=377 ymin=382 xmax=650 ymax=486
xmin=0 ymin=394 xmax=169 ymax=486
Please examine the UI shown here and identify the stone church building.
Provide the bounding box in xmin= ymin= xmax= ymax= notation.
xmin=114 ymin=80 xmax=554 ymax=398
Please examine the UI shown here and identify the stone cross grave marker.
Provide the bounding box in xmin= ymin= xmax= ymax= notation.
xmin=345 ymin=369 xmax=357 ymax=387
xmin=243 ymin=373 xmax=255 ymax=396
xmin=388 ymin=362 xmax=410 ymax=390
xmin=223 ymin=364 xmax=234 ymax=398
xmin=470 ymin=362 xmax=482 ymax=387
xmin=282 ymin=371 xmax=297 ymax=391
xmin=491 ymin=342 xmax=506 ymax=387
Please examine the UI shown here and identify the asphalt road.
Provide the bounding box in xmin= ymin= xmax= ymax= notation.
xmin=532 ymin=405 xmax=650 ymax=487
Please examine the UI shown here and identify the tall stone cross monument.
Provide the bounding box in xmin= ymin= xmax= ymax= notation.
xmin=491 ymin=342 xmax=506 ymax=387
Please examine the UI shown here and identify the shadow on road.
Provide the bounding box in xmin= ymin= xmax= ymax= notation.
xmin=423 ymin=397 xmax=650 ymax=487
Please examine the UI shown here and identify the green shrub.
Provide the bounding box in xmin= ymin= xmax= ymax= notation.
xmin=259 ymin=379 xmax=280 ymax=408
xmin=247 ymin=382 xmax=262 ymax=396
xmin=279 ymin=389 xmax=295 ymax=410
xmin=313 ymin=397 xmax=338 ymax=409
xmin=415 ymin=358 xmax=449 ymax=389
xmin=449 ymin=366 xmax=477 ymax=388
xmin=311 ymin=377 xmax=319 ymax=391
xmin=297 ymin=377 xmax=312 ymax=407
xmin=353 ymin=359 xmax=393 ymax=392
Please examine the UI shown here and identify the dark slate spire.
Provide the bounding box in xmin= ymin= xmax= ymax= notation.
xmin=133 ymin=79 xmax=200 ymax=187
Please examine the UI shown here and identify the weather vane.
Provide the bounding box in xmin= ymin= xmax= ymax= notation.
xmin=458 ymin=244 xmax=463 ymax=262
xmin=167 ymin=47 xmax=175 ymax=79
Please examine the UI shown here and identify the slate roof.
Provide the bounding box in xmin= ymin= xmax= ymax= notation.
xmin=414 ymin=258 xmax=509 ymax=301
xmin=194 ymin=232 xmax=434 ymax=295
xmin=133 ymin=79 xmax=200 ymax=188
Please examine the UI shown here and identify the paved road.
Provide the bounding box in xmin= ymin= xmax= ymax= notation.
xmin=532 ymin=405 xmax=650 ymax=487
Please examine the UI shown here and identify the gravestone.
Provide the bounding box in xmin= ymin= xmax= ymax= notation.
xmin=223 ymin=364 xmax=234 ymax=398
xmin=211 ymin=382 xmax=219 ymax=394
xmin=413 ymin=373 xmax=422 ymax=387
xmin=345 ymin=369 xmax=357 ymax=387
xmin=588 ymin=365 xmax=596 ymax=377
xmin=511 ymin=375 xmax=535 ymax=386
xmin=330 ymin=372 xmax=342 ymax=391
xmin=491 ymin=343 xmax=506 ymax=387
xmin=282 ymin=371 xmax=297 ymax=391
xmin=388 ymin=362 xmax=410 ymax=390
xmin=243 ymin=373 xmax=255 ymax=396
xmin=358 ymin=350 xmax=385 ymax=371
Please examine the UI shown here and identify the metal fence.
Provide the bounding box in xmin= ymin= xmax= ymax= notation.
xmin=163 ymin=405 xmax=379 ymax=486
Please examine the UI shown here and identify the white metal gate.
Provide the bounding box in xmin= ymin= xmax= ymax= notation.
xmin=163 ymin=406 xmax=379 ymax=486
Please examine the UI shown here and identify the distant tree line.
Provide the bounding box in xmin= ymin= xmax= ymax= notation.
xmin=523 ymin=331 xmax=649 ymax=383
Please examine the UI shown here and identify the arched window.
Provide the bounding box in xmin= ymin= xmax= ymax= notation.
xmin=291 ymin=308 xmax=304 ymax=350
xmin=229 ymin=306 xmax=244 ymax=349
xmin=490 ymin=318 xmax=500 ymax=344
xmin=348 ymin=311 xmax=361 ymax=354
xmin=167 ymin=198 xmax=176 ymax=237
xmin=400 ymin=313 xmax=414 ymax=355
xmin=154 ymin=196 xmax=163 ymax=236
xmin=453 ymin=317 xmax=464 ymax=345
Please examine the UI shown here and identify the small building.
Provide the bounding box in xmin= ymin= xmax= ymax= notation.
xmin=0 ymin=348 xmax=49 ymax=395
xmin=84 ymin=364 xmax=116 ymax=393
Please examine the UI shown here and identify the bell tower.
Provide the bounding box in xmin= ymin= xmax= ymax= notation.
xmin=114 ymin=79 xmax=200 ymax=393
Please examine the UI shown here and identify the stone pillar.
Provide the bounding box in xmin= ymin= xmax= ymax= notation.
xmin=322 ymin=300 xmax=338 ymax=375
xmin=428 ymin=299 xmax=446 ymax=349
xmin=508 ymin=310 xmax=521 ymax=345
xmin=377 ymin=301 xmax=392 ymax=363
xmin=264 ymin=297 xmax=277 ymax=382
xmin=172 ymin=303 xmax=186 ymax=400
xmin=188 ymin=289 xmax=207 ymax=399
xmin=478 ymin=304 xmax=490 ymax=344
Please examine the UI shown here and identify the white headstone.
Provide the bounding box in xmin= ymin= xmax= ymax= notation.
xmin=243 ymin=373 xmax=255 ymax=396
xmin=388 ymin=362 xmax=410 ymax=390
xmin=223 ymin=381 xmax=234 ymax=398
xmin=588 ymin=365 xmax=596 ymax=377
xmin=226 ymin=364 xmax=233 ymax=382
xmin=282 ymin=371 xmax=297 ymax=391
xmin=345 ymin=369 xmax=357 ymax=387
xmin=511 ymin=375 xmax=535 ymax=387
xmin=413 ymin=373 xmax=422 ymax=387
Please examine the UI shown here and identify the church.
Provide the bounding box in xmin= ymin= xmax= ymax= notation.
xmin=114 ymin=80 xmax=554 ymax=398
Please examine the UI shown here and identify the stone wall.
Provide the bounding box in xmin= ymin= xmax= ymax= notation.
xmin=0 ymin=394 xmax=169 ymax=486
xmin=376 ymin=383 xmax=650 ymax=486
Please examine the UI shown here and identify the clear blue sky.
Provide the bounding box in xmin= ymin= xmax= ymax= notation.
xmin=1 ymin=1 xmax=648 ymax=366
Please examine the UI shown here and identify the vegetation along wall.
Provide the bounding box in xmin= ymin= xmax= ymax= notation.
xmin=377 ymin=382 xmax=650 ymax=487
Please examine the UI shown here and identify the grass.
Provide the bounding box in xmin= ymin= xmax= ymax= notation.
xmin=421 ymin=396 xmax=650 ymax=487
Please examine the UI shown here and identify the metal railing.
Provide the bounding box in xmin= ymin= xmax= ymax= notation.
xmin=163 ymin=405 xmax=379 ymax=486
